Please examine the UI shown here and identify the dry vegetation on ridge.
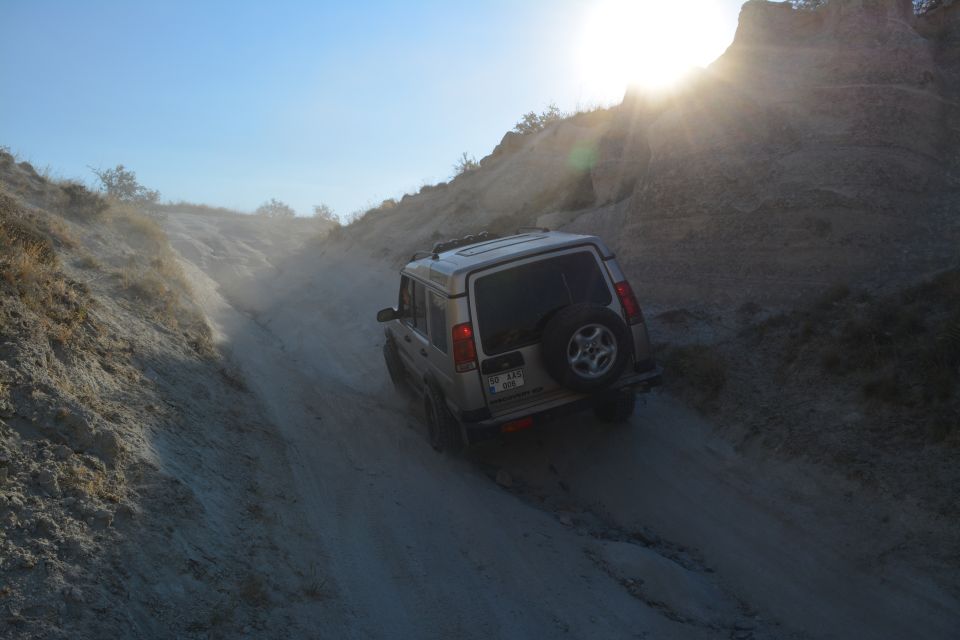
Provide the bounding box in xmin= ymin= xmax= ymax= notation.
xmin=0 ymin=150 xmax=313 ymax=638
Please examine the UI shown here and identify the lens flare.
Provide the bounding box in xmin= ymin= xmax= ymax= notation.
xmin=578 ymin=0 xmax=731 ymax=101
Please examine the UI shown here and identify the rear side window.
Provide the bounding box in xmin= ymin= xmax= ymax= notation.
xmin=411 ymin=281 xmax=427 ymax=335
xmin=401 ymin=277 xmax=428 ymax=335
xmin=474 ymin=251 xmax=612 ymax=355
xmin=399 ymin=277 xmax=414 ymax=316
xmin=428 ymin=291 xmax=448 ymax=353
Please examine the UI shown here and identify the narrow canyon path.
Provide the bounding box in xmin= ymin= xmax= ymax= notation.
xmin=162 ymin=212 xmax=959 ymax=640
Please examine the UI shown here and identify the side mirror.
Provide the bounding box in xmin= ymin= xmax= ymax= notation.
xmin=377 ymin=307 xmax=399 ymax=322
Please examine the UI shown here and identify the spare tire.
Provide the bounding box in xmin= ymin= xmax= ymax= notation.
xmin=541 ymin=303 xmax=629 ymax=393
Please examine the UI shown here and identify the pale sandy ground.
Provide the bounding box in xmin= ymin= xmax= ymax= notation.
xmin=163 ymin=211 xmax=960 ymax=640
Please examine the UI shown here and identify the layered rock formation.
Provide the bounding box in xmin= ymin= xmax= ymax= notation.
xmin=612 ymin=0 xmax=960 ymax=305
xmin=340 ymin=0 xmax=960 ymax=308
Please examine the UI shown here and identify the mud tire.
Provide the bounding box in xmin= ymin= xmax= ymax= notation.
xmin=383 ymin=336 xmax=405 ymax=388
xmin=425 ymin=385 xmax=463 ymax=453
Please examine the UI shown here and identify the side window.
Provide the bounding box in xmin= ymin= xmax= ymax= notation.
xmin=428 ymin=291 xmax=448 ymax=353
xmin=411 ymin=281 xmax=427 ymax=335
xmin=399 ymin=276 xmax=414 ymax=318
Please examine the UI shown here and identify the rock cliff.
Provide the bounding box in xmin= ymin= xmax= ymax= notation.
xmin=336 ymin=0 xmax=960 ymax=308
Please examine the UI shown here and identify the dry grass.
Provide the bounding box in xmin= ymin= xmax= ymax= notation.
xmin=752 ymin=271 xmax=960 ymax=441
xmin=0 ymin=192 xmax=97 ymax=348
xmin=59 ymin=460 xmax=122 ymax=502
xmin=108 ymin=205 xmax=169 ymax=254
xmin=121 ymin=268 xmax=169 ymax=301
xmin=1 ymin=168 xmax=211 ymax=356
xmin=98 ymin=205 xmax=212 ymax=353
xmin=59 ymin=181 xmax=109 ymax=220
xmin=75 ymin=254 xmax=101 ymax=270
xmin=302 ymin=562 xmax=331 ymax=601
xmin=2 ymin=241 xmax=48 ymax=287
xmin=45 ymin=217 xmax=78 ymax=249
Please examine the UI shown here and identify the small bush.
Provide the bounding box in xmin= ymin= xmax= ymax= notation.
xmin=60 ymin=460 xmax=120 ymax=502
xmin=513 ymin=103 xmax=564 ymax=135
xmin=453 ymin=152 xmax=479 ymax=177
xmin=255 ymin=198 xmax=296 ymax=218
xmin=312 ymin=203 xmax=338 ymax=224
xmin=46 ymin=218 xmax=78 ymax=249
xmin=90 ymin=164 xmax=160 ymax=205
xmin=123 ymin=270 xmax=169 ymax=302
xmin=2 ymin=242 xmax=46 ymax=288
xmin=0 ymin=200 xmax=56 ymax=265
xmin=61 ymin=181 xmax=109 ymax=220
xmin=75 ymin=255 xmax=101 ymax=270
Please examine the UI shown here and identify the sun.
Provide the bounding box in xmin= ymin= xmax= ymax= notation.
xmin=577 ymin=0 xmax=731 ymax=102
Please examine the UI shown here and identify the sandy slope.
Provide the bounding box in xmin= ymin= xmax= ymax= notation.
xmin=163 ymin=211 xmax=960 ymax=640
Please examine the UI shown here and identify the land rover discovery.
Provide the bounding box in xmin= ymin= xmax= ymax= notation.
xmin=376 ymin=230 xmax=662 ymax=451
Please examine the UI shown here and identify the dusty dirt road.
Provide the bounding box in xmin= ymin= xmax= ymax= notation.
xmin=162 ymin=212 xmax=959 ymax=640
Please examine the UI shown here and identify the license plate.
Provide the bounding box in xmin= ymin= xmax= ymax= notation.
xmin=488 ymin=368 xmax=524 ymax=394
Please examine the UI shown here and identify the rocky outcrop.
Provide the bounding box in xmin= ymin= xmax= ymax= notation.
xmin=612 ymin=0 xmax=960 ymax=306
xmin=337 ymin=0 xmax=960 ymax=309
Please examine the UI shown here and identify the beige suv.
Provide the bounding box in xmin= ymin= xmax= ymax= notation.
xmin=376 ymin=230 xmax=661 ymax=451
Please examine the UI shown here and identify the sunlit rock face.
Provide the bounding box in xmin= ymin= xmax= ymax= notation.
xmin=609 ymin=0 xmax=960 ymax=306
xmin=336 ymin=0 xmax=957 ymax=310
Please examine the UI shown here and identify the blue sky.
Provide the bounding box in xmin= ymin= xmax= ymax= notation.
xmin=0 ymin=0 xmax=747 ymax=218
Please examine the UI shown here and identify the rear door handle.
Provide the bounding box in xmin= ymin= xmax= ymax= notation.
xmin=419 ymin=348 xmax=428 ymax=357
xmin=403 ymin=335 xmax=412 ymax=343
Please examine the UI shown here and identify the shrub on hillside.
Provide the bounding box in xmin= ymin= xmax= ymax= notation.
xmin=312 ymin=203 xmax=338 ymax=224
xmin=453 ymin=152 xmax=479 ymax=177
xmin=61 ymin=181 xmax=109 ymax=220
xmin=791 ymin=0 xmax=944 ymax=13
xmin=255 ymin=198 xmax=296 ymax=218
xmin=513 ymin=104 xmax=563 ymax=136
xmin=90 ymin=164 xmax=160 ymax=205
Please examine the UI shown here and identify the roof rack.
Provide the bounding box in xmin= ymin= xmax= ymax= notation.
xmin=427 ymin=231 xmax=500 ymax=259
xmin=515 ymin=226 xmax=550 ymax=234
xmin=409 ymin=250 xmax=435 ymax=261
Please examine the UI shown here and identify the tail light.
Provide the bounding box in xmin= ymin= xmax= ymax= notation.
xmin=452 ymin=322 xmax=477 ymax=372
xmin=614 ymin=280 xmax=643 ymax=325
xmin=501 ymin=416 xmax=533 ymax=433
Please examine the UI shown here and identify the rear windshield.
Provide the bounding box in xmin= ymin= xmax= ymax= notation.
xmin=474 ymin=251 xmax=612 ymax=355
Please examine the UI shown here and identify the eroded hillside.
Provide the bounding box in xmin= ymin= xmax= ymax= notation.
xmin=0 ymin=153 xmax=323 ymax=639
xmin=2 ymin=1 xmax=959 ymax=638
xmin=240 ymin=0 xmax=960 ymax=625
xmin=329 ymin=0 xmax=959 ymax=308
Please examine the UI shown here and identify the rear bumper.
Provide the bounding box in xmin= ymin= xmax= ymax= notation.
xmin=461 ymin=364 xmax=662 ymax=443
